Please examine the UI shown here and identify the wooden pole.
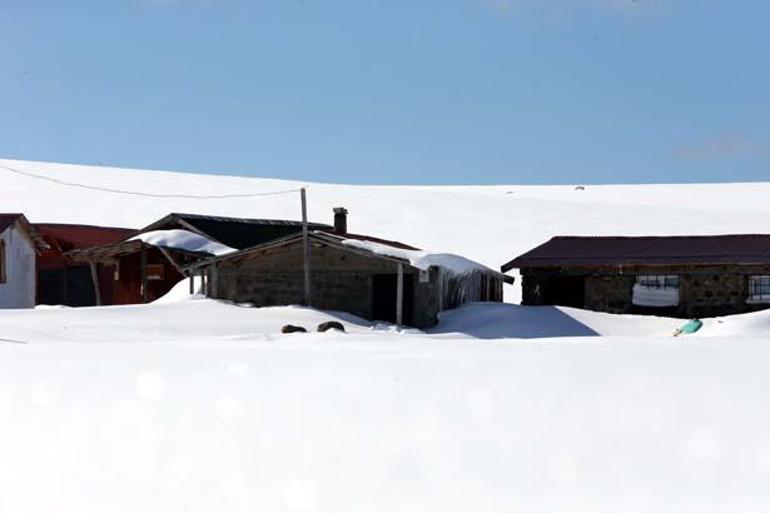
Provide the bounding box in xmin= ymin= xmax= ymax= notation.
xmin=210 ymin=265 xmax=217 ymax=297
xmin=189 ymin=272 xmax=194 ymax=295
xmin=140 ymin=245 xmax=148 ymax=304
xmin=301 ymin=187 xmax=311 ymax=306
xmin=396 ymin=263 xmax=404 ymax=328
xmin=88 ymin=261 xmax=102 ymax=306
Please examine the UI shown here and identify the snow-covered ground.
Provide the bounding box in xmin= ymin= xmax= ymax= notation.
xmin=3 ymin=158 xmax=770 ymax=511
xmin=3 ymin=299 xmax=770 ymax=512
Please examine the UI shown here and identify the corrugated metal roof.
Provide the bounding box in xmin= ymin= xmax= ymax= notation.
xmin=502 ymin=235 xmax=770 ymax=271
xmin=318 ymin=231 xmax=421 ymax=251
xmin=141 ymin=213 xmax=331 ymax=250
xmin=173 ymin=213 xmax=318 ymax=226
xmin=34 ymin=223 xmax=136 ymax=252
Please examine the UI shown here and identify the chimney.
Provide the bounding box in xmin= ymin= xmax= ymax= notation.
xmin=333 ymin=207 xmax=348 ymax=235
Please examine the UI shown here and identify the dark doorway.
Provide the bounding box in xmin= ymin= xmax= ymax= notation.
xmin=38 ymin=269 xmax=66 ymax=305
xmin=544 ymin=276 xmax=586 ymax=308
xmin=65 ymin=266 xmax=97 ymax=306
xmin=372 ymin=273 xmax=414 ymax=325
xmin=38 ymin=267 xmax=96 ymax=306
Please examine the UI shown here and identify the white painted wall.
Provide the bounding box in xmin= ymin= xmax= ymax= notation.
xmin=0 ymin=224 xmax=36 ymax=309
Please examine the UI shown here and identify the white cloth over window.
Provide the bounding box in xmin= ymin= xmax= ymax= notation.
xmin=632 ymin=275 xmax=680 ymax=307
xmin=632 ymin=284 xmax=680 ymax=307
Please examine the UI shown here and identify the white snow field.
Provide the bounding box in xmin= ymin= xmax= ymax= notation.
xmin=3 ymin=158 xmax=770 ymax=511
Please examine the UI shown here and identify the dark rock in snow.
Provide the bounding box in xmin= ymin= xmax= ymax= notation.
xmin=282 ymin=325 xmax=308 ymax=334
xmin=317 ymin=321 xmax=345 ymax=333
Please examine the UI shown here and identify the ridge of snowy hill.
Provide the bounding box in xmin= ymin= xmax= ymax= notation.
xmin=4 ymin=157 xmax=770 ymax=303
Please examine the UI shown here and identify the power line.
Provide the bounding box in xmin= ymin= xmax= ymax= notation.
xmin=0 ymin=337 xmax=27 ymax=344
xmin=0 ymin=163 xmax=304 ymax=200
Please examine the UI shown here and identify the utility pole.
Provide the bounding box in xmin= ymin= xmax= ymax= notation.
xmin=396 ymin=263 xmax=404 ymax=328
xmin=301 ymin=187 xmax=311 ymax=306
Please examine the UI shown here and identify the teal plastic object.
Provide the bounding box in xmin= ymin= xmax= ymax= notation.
xmin=674 ymin=319 xmax=703 ymax=336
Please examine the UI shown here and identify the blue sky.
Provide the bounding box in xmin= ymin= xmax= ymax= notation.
xmin=0 ymin=0 xmax=767 ymax=184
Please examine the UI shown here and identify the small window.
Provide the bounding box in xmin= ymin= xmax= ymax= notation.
xmin=748 ymin=275 xmax=770 ymax=303
xmin=0 ymin=239 xmax=5 ymax=283
xmin=146 ymin=264 xmax=166 ymax=281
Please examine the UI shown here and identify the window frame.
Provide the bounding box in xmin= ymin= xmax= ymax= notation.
xmin=635 ymin=275 xmax=680 ymax=290
xmin=747 ymin=275 xmax=770 ymax=304
xmin=145 ymin=263 xmax=166 ymax=282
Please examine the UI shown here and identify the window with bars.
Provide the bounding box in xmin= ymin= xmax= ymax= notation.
xmin=636 ymin=275 xmax=680 ymax=290
xmin=748 ymin=275 xmax=770 ymax=303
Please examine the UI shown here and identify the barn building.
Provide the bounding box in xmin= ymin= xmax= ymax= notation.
xmin=503 ymin=235 xmax=770 ymax=318
xmin=66 ymin=233 xmax=223 ymax=304
xmin=0 ymin=214 xmax=46 ymax=309
xmin=35 ymin=223 xmax=136 ymax=306
xmin=189 ymin=208 xmax=513 ymax=328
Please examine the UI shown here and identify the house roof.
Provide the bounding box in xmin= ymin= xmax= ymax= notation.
xmin=139 ymin=213 xmax=331 ymax=250
xmin=502 ymin=235 xmax=770 ymax=271
xmin=189 ymin=230 xmax=415 ymax=268
xmin=318 ymin=230 xmax=421 ymax=251
xmin=0 ymin=214 xmax=48 ymax=252
xmin=66 ymin=238 xmax=223 ymax=263
xmin=34 ymin=223 xmax=136 ymax=253
xmin=0 ymin=214 xmax=25 ymax=235
xmin=66 ymin=239 xmax=146 ymax=262
xmin=189 ymin=229 xmax=512 ymax=282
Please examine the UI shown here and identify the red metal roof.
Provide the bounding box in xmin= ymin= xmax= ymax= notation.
xmin=502 ymin=235 xmax=770 ymax=271
xmin=34 ymin=223 xmax=136 ymax=252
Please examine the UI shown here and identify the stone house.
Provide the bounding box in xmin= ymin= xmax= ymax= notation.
xmin=188 ymin=209 xmax=512 ymax=328
xmin=502 ymin=235 xmax=770 ymax=318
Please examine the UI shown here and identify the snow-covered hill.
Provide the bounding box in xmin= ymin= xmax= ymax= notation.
xmin=4 ymin=157 xmax=770 ymax=303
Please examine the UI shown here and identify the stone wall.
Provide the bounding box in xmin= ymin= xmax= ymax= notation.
xmin=585 ymin=275 xmax=635 ymax=314
xmin=679 ymin=271 xmax=755 ymax=318
xmin=214 ymin=242 xmax=396 ymax=320
xmin=413 ymin=266 xmax=442 ymax=328
xmin=521 ymin=265 xmax=770 ymax=318
xmin=211 ymin=239 xmax=447 ymax=328
xmin=216 ymin=269 xmax=377 ymax=320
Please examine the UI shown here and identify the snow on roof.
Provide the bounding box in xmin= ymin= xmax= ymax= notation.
xmin=336 ymin=235 xmax=503 ymax=278
xmin=130 ymin=229 xmax=236 ymax=256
